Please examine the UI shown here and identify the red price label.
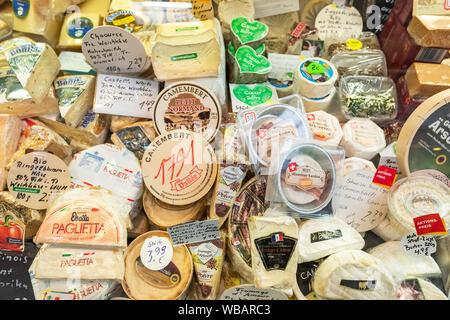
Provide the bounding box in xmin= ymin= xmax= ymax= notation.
xmin=372 ymin=166 xmax=398 ymax=189
xmin=414 ymin=214 xmax=448 ymax=236
xmin=445 ymin=0 xmax=450 ymax=10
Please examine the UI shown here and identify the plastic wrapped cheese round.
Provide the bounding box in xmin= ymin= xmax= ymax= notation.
xmin=312 ymin=250 xmax=397 ymax=300
xmin=277 ymin=143 xmax=336 ymax=216
xmin=306 ymin=111 xmax=343 ymax=147
xmin=122 ymin=231 xmax=193 ymax=300
xmin=387 ymin=176 xmax=450 ymax=234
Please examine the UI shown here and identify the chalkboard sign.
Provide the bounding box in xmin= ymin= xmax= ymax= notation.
xmin=0 ymin=242 xmax=38 ymax=300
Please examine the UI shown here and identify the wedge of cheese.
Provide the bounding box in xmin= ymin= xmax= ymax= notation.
xmin=312 ymin=250 xmax=397 ymax=300
xmin=248 ymin=215 xmax=298 ymax=296
xmin=0 ymin=115 xmax=22 ymax=190
xmin=407 ymin=15 xmax=450 ymax=49
xmin=368 ymin=241 xmax=442 ymax=282
xmin=4 ymin=43 xmax=60 ymax=104
xmin=30 ymin=244 xmax=125 ymax=281
xmin=297 ymin=217 xmax=365 ymax=263
xmin=54 ymin=75 xmax=96 ymax=128
xmin=151 ymin=29 xmax=220 ymax=81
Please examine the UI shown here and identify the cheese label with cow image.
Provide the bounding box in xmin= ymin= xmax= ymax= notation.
xmin=153 ymin=82 xmax=221 ymax=143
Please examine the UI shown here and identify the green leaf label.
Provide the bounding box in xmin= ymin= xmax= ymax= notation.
xmin=233 ymin=85 xmax=273 ymax=107
xmin=235 ymin=46 xmax=271 ymax=74
xmin=231 ymin=17 xmax=268 ymax=45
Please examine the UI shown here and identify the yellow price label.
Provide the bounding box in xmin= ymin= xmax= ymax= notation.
xmin=346 ymin=39 xmax=363 ymax=51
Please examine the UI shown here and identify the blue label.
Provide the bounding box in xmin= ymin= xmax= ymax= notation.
xmin=67 ymin=17 xmax=94 ymax=39
xmin=13 ymin=0 xmax=30 ymax=19
xmin=299 ymin=59 xmax=334 ymax=84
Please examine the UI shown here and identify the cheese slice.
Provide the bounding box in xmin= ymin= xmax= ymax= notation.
xmin=407 ymin=15 xmax=450 ymax=49
xmin=4 ymin=42 xmax=60 ymax=104
xmin=368 ymin=241 xmax=442 ymax=282
xmin=405 ymin=62 xmax=450 ymax=99
xmin=248 ymin=215 xmax=298 ymax=295
xmin=297 ymin=217 xmax=365 ymax=263
xmin=0 ymin=115 xmax=22 ymax=190
xmin=312 ymin=250 xmax=397 ymax=300
xmin=6 ymin=125 xmax=72 ymax=170
xmin=30 ymin=244 xmax=124 ymax=281
xmin=151 ymin=30 xmax=221 ymax=81
xmin=54 ymin=75 xmax=96 ymax=128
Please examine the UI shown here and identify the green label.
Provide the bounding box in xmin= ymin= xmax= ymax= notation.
xmin=228 ymin=42 xmax=236 ymax=56
xmin=233 ymin=85 xmax=273 ymax=107
xmin=171 ymin=53 xmax=198 ymax=61
xmin=235 ymin=46 xmax=271 ymax=74
xmin=255 ymin=44 xmax=265 ymax=56
xmin=176 ymin=27 xmax=199 ymax=32
xmin=12 ymin=187 xmax=40 ymax=194
xmin=231 ymin=17 xmax=268 ymax=45
xmin=307 ymin=62 xmax=325 ymax=75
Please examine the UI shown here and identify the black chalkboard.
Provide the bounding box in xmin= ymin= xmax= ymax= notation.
xmin=0 ymin=242 xmax=38 ymax=300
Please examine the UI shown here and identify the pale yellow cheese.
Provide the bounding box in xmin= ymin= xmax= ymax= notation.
xmin=0 ymin=115 xmax=23 ymax=190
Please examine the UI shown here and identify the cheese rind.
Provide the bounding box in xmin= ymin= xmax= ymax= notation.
xmin=407 ymin=15 xmax=450 ymax=49
xmin=0 ymin=115 xmax=22 ymax=190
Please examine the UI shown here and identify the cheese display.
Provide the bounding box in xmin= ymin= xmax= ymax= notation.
xmin=312 ymin=250 xmax=398 ymax=300
xmin=0 ymin=0 xmax=448 ymax=303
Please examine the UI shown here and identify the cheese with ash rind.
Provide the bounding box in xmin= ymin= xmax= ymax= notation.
xmin=368 ymin=241 xmax=441 ymax=282
xmin=312 ymin=250 xmax=397 ymax=300
xmin=248 ymin=215 xmax=299 ymax=296
xmin=30 ymin=244 xmax=125 ymax=281
xmin=297 ymin=217 xmax=365 ymax=263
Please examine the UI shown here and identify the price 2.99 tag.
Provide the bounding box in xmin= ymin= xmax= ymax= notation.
xmin=140 ymin=236 xmax=173 ymax=271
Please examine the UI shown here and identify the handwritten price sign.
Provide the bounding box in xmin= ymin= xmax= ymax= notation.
xmin=140 ymin=236 xmax=173 ymax=271
xmin=401 ymin=232 xmax=437 ymax=257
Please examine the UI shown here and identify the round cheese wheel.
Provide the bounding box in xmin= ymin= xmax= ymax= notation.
xmin=122 ymin=231 xmax=193 ymax=300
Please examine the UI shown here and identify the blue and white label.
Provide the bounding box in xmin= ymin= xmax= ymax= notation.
xmin=13 ymin=0 xmax=30 ymax=19
xmin=67 ymin=17 xmax=94 ymax=39
xmin=299 ymin=59 xmax=334 ymax=83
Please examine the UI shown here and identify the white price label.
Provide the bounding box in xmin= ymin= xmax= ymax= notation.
xmin=400 ymin=232 xmax=437 ymax=257
xmin=82 ymin=26 xmax=149 ymax=75
xmin=140 ymin=237 xmax=173 ymax=271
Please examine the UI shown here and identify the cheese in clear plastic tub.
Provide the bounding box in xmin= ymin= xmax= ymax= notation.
xmin=236 ymin=98 xmax=310 ymax=176
xmin=265 ymin=137 xmax=345 ymax=219
xmin=339 ymin=75 xmax=398 ymax=123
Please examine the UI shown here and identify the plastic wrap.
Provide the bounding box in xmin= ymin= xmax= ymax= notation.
xmin=327 ymin=32 xmax=381 ymax=58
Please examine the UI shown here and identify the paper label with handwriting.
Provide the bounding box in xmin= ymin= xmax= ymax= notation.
xmin=333 ymin=170 xmax=389 ymax=232
xmin=167 ymin=220 xmax=220 ymax=247
xmin=94 ymin=74 xmax=159 ymax=118
xmin=400 ymin=232 xmax=437 ymax=257
xmin=253 ymin=0 xmax=299 ymax=19
xmin=81 ymin=26 xmax=149 ymax=74
xmin=219 ymin=285 xmax=288 ymax=300
xmin=140 ymin=237 xmax=173 ymax=271
xmin=7 ymin=152 xmax=71 ymax=210
xmin=315 ymin=5 xmax=363 ymax=42
xmin=142 ymin=130 xmax=217 ymax=206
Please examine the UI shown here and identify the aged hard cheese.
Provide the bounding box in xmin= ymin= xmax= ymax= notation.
xmin=297 ymin=217 xmax=365 ymax=263
xmin=248 ymin=215 xmax=298 ymax=295
xmin=54 ymin=75 xmax=96 ymax=128
xmin=0 ymin=115 xmax=22 ymax=190
xmin=312 ymin=250 xmax=397 ymax=300
xmin=405 ymin=63 xmax=450 ymax=100
xmin=4 ymin=43 xmax=60 ymax=104
xmin=368 ymin=241 xmax=441 ymax=282
xmin=407 ymin=15 xmax=450 ymax=48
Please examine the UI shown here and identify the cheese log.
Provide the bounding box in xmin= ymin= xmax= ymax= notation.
xmin=407 ymin=15 xmax=450 ymax=48
xmin=297 ymin=217 xmax=365 ymax=263
xmin=151 ymin=30 xmax=221 ymax=81
xmin=4 ymin=43 xmax=60 ymax=104
xmin=0 ymin=115 xmax=22 ymax=190
xmin=30 ymin=244 xmax=124 ymax=281
xmin=312 ymin=250 xmax=397 ymax=300
xmin=0 ymin=191 xmax=46 ymax=240
xmin=54 ymin=75 xmax=96 ymax=127
xmin=6 ymin=125 xmax=72 ymax=170
xmin=248 ymin=215 xmax=298 ymax=294
xmin=405 ymin=62 xmax=450 ymax=99
xmin=368 ymin=241 xmax=442 ymax=282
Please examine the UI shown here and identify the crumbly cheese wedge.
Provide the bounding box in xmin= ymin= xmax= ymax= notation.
xmin=151 ymin=30 xmax=220 ymax=81
xmin=54 ymin=75 xmax=96 ymax=127
xmin=368 ymin=241 xmax=442 ymax=282
xmin=297 ymin=217 xmax=365 ymax=263
xmin=248 ymin=215 xmax=298 ymax=295
xmin=4 ymin=42 xmax=60 ymax=104
xmin=0 ymin=115 xmax=22 ymax=190
xmin=312 ymin=250 xmax=397 ymax=300
xmin=31 ymin=244 xmax=125 ymax=281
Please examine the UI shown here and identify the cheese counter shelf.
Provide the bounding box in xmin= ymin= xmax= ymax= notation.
xmin=0 ymin=0 xmax=449 ymax=302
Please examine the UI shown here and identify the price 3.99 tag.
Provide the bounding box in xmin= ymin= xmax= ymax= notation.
xmin=140 ymin=236 xmax=173 ymax=271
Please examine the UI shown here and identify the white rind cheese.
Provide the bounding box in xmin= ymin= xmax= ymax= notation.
xmin=297 ymin=217 xmax=365 ymax=263
xmin=312 ymin=250 xmax=397 ymax=300
xmin=368 ymin=241 xmax=442 ymax=282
